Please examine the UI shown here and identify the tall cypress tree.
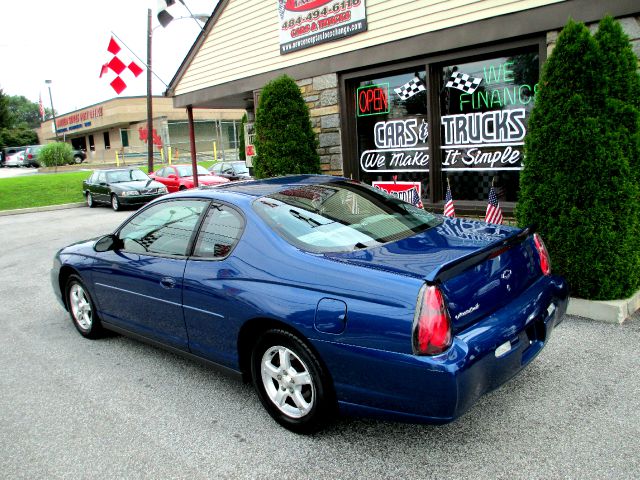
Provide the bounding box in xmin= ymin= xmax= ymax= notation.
xmin=253 ymin=75 xmax=320 ymax=179
xmin=518 ymin=19 xmax=640 ymax=300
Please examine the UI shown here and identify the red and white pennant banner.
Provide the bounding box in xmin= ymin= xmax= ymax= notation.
xmin=99 ymin=37 xmax=144 ymax=95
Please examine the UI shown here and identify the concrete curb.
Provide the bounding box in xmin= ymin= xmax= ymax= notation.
xmin=567 ymin=290 xmax=640 ymax=324
xmin=0 ymin=203 xmax=85 ymax=217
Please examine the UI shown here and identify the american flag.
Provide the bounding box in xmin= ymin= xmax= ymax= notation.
xmin=444 ymin=183 xmax=455 ymax=217
xmin=407 ymin=187 xmax=423 ymax=209
xmin=38 ymin=94 xmax=45 ymax=121
xmin=485 ymin=186 xmax=503 ymax=225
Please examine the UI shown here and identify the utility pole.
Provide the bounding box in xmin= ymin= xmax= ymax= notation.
xmin=147 ymin=8 xmax=154 ymax=173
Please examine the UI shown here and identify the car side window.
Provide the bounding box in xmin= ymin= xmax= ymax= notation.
xmin=222 ymin=164 xmax=234 ymax=174
xmin=211 ymin=163 xmax=222 ymax=174
xmin=96 ymin=172 xmax=106 ymax=184
xmin=193 ymin=205 xmax=244 ymax=259
xmin=87 ymin=173 xmax=96 ymax=184
xmin=156 ymin=168 xmax=166 ymax=177
xmin=118 ymin=200 xmax=208 ymax=256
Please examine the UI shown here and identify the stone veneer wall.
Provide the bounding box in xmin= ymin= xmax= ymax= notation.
xmin=297 ymin=74 xmax=344 ymax=176
xmin=546 ymin=15 xmax=640 ymax=61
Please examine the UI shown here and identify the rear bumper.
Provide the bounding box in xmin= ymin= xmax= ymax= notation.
xmin=315 ymin=275 xmax=569 ymax=423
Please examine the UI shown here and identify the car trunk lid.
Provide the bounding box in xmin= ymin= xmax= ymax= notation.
xmin=324 ymin=218 xmax=541 ymax=332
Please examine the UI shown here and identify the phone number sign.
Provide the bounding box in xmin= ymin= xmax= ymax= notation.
xmin=279 ymin=0 xmax=367 ymax=55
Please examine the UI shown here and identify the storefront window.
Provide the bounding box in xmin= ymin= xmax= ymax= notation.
xmin=438 ymin=50 xmax=539 ymax=202
xmin=354 ymin=69 xmax=429 ymax=207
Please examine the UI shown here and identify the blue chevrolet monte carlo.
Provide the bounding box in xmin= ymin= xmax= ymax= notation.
xmin=51 ymin=175 xmax=568 ymax=432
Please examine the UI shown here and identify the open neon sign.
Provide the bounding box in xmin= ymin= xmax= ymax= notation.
xmin=356 ymin=83 xmax=389 ymax=117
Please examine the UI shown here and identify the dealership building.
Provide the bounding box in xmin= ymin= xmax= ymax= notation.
xmin=37 ymin=96 xmax=245 ymax=164
xmin=166 ymin=0 xmax=640 ymax=216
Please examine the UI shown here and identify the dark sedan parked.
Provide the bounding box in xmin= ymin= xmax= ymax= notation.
xmin=208 ymin=161 xmax=253 ymax=181
xmin=83 ymin=168 xmax=167 ymax=211
xmin=54 ymin=175 xmax=568 ymax=432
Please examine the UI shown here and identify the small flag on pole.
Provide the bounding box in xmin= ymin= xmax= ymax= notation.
xmin=444 ymin=179 xmax=455 ymax=217
xmin=100 ymin=36 xmax=144 ymax=95
xmin=445 ymin=71 xmax=482 ymax=94
xmin=38 ymin=94 xmax=45 ymax=121
xmin=485 ymin=181 xmax=503 ymax=225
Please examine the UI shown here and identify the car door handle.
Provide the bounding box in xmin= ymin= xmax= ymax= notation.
xmin=160 ymin=277 xmax=177 ymax=289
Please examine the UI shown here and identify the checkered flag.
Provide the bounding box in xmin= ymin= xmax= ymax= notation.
xmin=445 ymin=72 xmax=482 ymax=94
xmin=100 ymin=37 xmax=144 ymax=95
xmin=394 ymin=77 xmax=426 ymax=101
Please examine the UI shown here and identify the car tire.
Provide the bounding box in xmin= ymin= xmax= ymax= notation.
xmin=251 ymin=329 xmax=335 ymax=433
xmin=111 ymin=194 xmax=121 ymax=211
xmin=74 ymin=155 xmax=83 ymax=164
xmin=66 ymin=275 xmax=104 ymax=339
xmin=86 ymin=192 xmax=95 ymax=208
xmin=179 ymin=186 xmax=187 ymax=191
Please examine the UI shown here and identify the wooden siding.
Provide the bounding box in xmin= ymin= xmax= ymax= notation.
xmin=175 ymin=0 xmax=564 ymax=96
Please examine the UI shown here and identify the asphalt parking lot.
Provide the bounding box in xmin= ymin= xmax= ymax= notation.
xmin=0 ymin=206 xmax=639 ymax=479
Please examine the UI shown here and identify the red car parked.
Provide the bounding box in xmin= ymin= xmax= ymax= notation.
xmin=148 ymin=164 xmax=229 ymax=192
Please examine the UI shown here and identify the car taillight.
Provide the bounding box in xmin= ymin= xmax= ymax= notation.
xmin=28 ymin=153 xmax=33 ymax=159
xmin=533 ymin=233 xmax=551 ymax=276
xmin=412 ymin=284 xmax=452 ymax=355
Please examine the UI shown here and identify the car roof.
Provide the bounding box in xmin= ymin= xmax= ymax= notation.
xmin=94 ymin=167 xmax=144 ymax=173
xmin=205 ymin=175 xmax=347 ymax=198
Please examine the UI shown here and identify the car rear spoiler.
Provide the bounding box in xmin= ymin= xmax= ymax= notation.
xmin=425 ymin=225 xmax=534 ymax=284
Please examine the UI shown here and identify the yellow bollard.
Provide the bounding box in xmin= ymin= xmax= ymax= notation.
xmin=160 ymin=148 xmax=165 ymax=163
xmin=115 ymin=150 xmax=120 ymax=167
xmin=168 ymin=146 xmax=172 ymax=165
xmin=213 ymin=141 xmax=217 ymax=162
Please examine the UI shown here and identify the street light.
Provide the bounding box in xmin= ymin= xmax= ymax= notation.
xmin=45 ymin=80 xmax=59 ymax=141
xmin=145 ymin=6 xmax=206 ymax=180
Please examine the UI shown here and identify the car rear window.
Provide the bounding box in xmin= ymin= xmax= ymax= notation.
xmin=253 ymin=180 xmax=441 ymax=253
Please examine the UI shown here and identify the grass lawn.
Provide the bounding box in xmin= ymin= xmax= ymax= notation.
xmin=0 ymin=171 xmax=89 ymax=211
xmin=0 ymin=161 xmax=219 ymax=211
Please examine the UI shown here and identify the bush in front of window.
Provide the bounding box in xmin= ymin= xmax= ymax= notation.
xmin=39 ymin=142 xmax=73 ymax=169
xmin=518 ymin=17 xmax=640 ymax=300
xmin=254 ymin=75 xmax=320 ymax=178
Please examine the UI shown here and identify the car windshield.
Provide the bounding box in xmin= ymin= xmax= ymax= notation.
xmin=253 ymin=181 xmax=441 ymax=253
xmin=175 ymin=165 xmax=209 ymax=177
xmin=232 ymin=162 xmax=249 ymax=174
xmin=106 ymin=169 xmax=149 ymax=183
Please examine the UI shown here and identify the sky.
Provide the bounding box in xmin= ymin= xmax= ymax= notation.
xmin=0 ymin=0 xmax=217 ymax=115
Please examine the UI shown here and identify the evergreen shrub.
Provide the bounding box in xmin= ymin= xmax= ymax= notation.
xmin=253 ymin=75 xmax=320 ymax=178
xmin=517 ymin=18 xmax=640 ymax=300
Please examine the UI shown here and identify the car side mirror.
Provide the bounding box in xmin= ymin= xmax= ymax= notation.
xmin=94 ymin=234 xmax=122 ymax=252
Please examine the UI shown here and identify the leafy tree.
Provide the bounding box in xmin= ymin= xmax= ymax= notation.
xmin=253 ymin=75 xmax=320 ymax=178
xmin=6 ymin=95 xmax=44 ymax=129
xmin=0 ymin=89 xmax=10 ymax=130
xmin=239 ymin=113 xmax=247 ymax=161
xmin=0 ymin=127 xmax=38 ymax=147
xmin=39 ymin=142 xmax=72 ymax=169
xmin=517 ymin=19 xmax=640 ymax=300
